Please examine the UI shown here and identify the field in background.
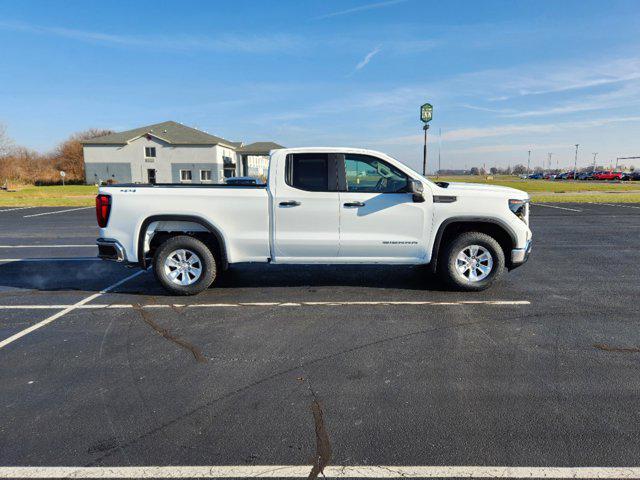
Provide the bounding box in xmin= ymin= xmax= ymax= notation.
xmin=1 ymin=177 xmax=639 ymax=206
xmin=0 ymin=185 xmax=97 ymax=206
xmin=430 ymin=175 xmax=640 ymax=202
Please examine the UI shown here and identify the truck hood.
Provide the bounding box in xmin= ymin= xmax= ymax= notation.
xmin=439 ymin=182 xmax=528 ymax=198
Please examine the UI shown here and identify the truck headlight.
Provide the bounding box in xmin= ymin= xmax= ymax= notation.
xmin=509 ymin=199 xmax=528 ymax=223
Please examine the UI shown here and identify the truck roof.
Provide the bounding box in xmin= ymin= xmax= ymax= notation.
xmin=272 ymin=147 xmax=390 ymax=157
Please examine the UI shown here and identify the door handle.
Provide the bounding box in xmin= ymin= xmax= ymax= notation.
xmin=343 ymin=201 xmax=365 ymax=208
xmin=279 ymin=200 xmax=301 ymax=207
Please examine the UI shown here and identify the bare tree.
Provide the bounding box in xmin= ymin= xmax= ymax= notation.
xmin=51 ymin=128 xmax=113 ymax=181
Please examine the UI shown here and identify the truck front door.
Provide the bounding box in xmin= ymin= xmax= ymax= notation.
xmin=338 ymin=154 xmax=429 ymax=261
xmin=272 ymin=153 xmax=341 ymax=260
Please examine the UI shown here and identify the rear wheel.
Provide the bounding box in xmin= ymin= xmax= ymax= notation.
xmin=440 ymin=231 xmax=505 ymax=291
xmin=153 ymin=235 xmax=217 ymax=295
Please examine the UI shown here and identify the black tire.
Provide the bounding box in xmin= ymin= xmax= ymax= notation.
xmin=439 ymin=231 xmax=505 ymax=291
xmin=153 ymin=235 xmax=217 ymax=296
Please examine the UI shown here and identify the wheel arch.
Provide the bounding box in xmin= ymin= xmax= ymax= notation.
xmin=430 ymin=216 xmax=517 ymax=273
xmin=137 ymin=214 xmax=228 ymax=270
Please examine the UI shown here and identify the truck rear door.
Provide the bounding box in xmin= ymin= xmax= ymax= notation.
xmin=272 ymin=153 xmax=341 ymax=260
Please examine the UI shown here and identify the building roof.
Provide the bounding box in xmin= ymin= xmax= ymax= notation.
xmin=81 ymin=121 xmax=241 ymax=147
xmin=236 ymin=141 xmax=285 ymax=155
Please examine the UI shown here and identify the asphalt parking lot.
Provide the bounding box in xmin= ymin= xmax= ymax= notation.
xmin=1 ymin=203 xmax=639 ymax=479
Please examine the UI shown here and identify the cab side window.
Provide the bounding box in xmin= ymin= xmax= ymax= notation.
xmin=344 ymin=154 xmax=408 ymax=193
xmin=285 ymin=153 xmax=330 ymax=191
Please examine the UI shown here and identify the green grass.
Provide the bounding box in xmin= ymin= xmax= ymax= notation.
xmin=431 ymin=175 xmax=640 ymax=192
xmin=530 ymin=193 xmax=640 ymax=203
xmin=430 ymin=175 xmax=640 ymax=203
xmin=0 ymin=185 xmax=97 ymax=206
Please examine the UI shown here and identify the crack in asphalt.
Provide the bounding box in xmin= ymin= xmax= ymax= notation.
xmin=307 ymin=399 xmax=332 ymax=480
xmin=132 ymin=304 xmax=207 ymax=363
xmin=593 ymin=343 xmax=640 ymax=353
xmin=85 ymin=310 xmax=550 ymax=467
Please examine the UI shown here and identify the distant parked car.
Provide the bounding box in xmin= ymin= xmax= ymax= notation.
xmin=528 ymin=173 xmax=544 ymax=179
xmin=577 ymin=172 xmax=593 ymax=180
xmin=593 ymin=171 xmax=623 ymax=181
xmin=225 ymin=176 xmax=262 ymax=185
xmin=558 ymin=171 xmax=577 ymax=179
xmin=630 ymin=171 xmax=640 ymax=181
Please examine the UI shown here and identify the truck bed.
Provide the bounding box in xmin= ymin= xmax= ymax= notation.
xmin=99 ymin=184 xmax=270 ymax=264
xmin=108 ymin=183 xmax=266 ymax=188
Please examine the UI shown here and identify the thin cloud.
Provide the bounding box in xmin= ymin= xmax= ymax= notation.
xmin=0 ymin=20 xmax=300 ymax=54
xmin=365 ymin=116 xmax=640 ymax=146
xmin=482 ymin=56 xmax=640 ymax=99
xmin=355 ymin=46 xmax=382 ymax=71
xmin=445 ymin=116 xmax=640 ymax=141
xmin=446 ymin=143 xmax=569 ymax=155
xmin=317 ymin=0 xmax=408 ymax=19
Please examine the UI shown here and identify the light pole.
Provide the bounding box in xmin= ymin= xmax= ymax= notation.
xmin=527 ymin=150 xmax=531 ymax=174
xmin=437 ymin=127 xmax=442 ymax=178
xmin=615 ymin=156 xmax=640 ymax=170
xmin=573 ymin=144 xmax=579 ymax=180
xmin=422 ymin=124 xmax=429 ymax=175
xmin=420 ymin=103 xmax=433 ymax=175
xmin=548 ymin=153 xmax=552 ymax=173
xmin=592 ymin=152 xmax=598 ymax=172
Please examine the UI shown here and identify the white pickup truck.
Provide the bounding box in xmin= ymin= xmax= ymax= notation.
xmin=95 ymin=148 xmax=532 ymax=295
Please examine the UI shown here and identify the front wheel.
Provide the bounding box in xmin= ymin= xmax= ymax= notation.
xmin=440 ymin=232 xmax=505 ymax=291
xmin=153 ymin=235 xmax=217 ymax=295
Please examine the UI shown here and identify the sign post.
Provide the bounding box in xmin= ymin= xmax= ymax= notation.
xmin=420 ymin=103 xmax=433 ymax=176
xmin=60 ymin=170 xmax=66 ymax=186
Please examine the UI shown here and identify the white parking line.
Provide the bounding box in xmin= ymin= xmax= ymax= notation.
xmin=532 ymin=204 xmax=582 ymax=212
xmin=1 ymin=465 xmax=639 ymax=478
xmin=0 ymin=300 xmax=530 ymax=310
xmin=0 ymin=244 xmax=95 ymax=248
xmin=590 ymin=202 xmax=640 ymax=209
xmin=0 ymin=270 xmax=145 ymax=349
xmin=23 ymin=206 xmax=92 ymax=218
xmin=0 ymin=206 xmax=35 ymax=213
xmin=0 ymin=257 xmax=100 ymax=263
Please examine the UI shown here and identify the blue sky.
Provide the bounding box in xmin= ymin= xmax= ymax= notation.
xmin=1 ymin=0 xmax=640 ymax=172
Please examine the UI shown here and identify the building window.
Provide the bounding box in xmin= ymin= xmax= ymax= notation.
xmin=200 ymin=170 xmax=212 ymax=182
xmin=223 ymin=155 xmax=236 ymax=178
xmin=180 ymin=170 xmax=192 ymax=182
xmin=145 ymin=147 xmax=156 ymax=162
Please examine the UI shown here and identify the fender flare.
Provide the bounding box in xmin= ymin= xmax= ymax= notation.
xmin=429 ymin=216 xmax=518 ymax=273
xmin=137 ymin=214 xmax=228 ymax=269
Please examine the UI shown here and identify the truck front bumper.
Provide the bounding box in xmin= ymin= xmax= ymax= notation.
xmin=96 ymin=238 xmax=126 ymax=262
xmin=510 ymin=239 xmax=532 ymax=268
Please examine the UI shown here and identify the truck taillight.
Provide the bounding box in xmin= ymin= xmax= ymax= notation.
xmin=96 ymin=194 xmax=111 ymax=228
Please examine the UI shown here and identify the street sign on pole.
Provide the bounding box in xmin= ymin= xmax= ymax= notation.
xmin=420 ymin=103 xmax=433 ymax=124
xmin=420 ymin=103 xmax=433 ymax=175
xmin=60 ymin=170 xmax=66 ymax=186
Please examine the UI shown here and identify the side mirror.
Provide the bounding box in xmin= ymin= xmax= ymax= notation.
xmin=408 ymin=179 xmax=425 ymax=203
